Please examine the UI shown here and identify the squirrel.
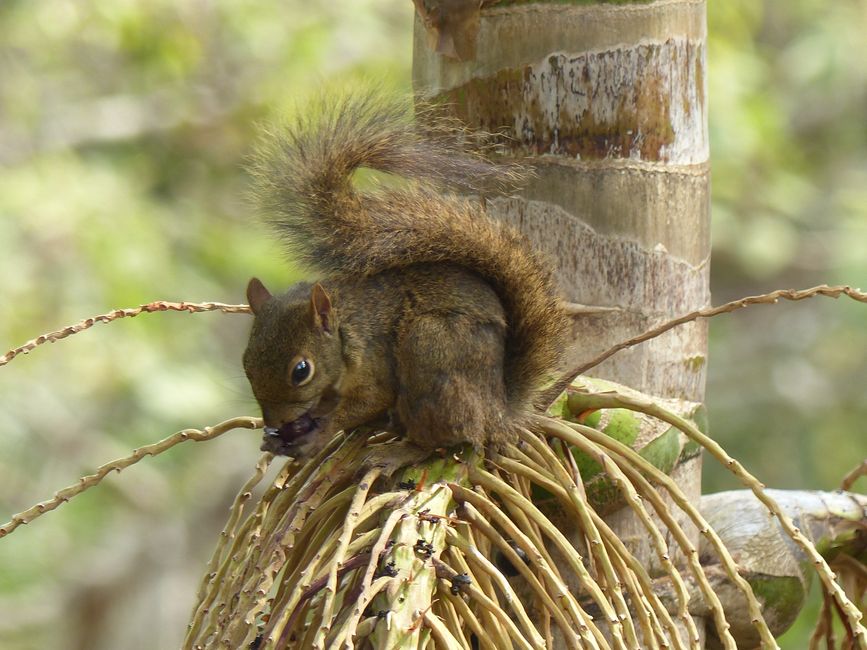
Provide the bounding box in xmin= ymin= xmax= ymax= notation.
xmin=242 ymin=92 xmax=570 ymax=459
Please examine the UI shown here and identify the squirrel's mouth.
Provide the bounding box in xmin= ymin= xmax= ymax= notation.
xmin=260 ymin=412 xmax=323 ymax=456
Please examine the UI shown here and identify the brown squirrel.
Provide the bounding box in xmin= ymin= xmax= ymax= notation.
xmin=242 ymin=92 xmax=570 ymax=458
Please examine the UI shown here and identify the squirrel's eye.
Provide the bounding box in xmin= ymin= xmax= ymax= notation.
xmin=290 ymin=357 xmax=314 ymax=386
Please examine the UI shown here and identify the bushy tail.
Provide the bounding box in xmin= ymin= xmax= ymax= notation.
xmin=250 ymin=91 xmax=569 ymax=410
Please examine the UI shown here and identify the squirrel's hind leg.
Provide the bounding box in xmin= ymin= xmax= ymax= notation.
xmin=395 ymin=312 xmax=514 ymax=450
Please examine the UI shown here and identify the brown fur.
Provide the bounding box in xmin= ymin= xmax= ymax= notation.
xmin=243 ymin=92 xmax=570 ymax=455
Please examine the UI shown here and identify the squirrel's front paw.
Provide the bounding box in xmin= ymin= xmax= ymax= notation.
xmin=260 ymin=434 xmax=294 ymax=456
xmin=259 ymin=428 xmax=329 ymax=459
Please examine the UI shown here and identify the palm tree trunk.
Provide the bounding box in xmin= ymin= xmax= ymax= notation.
xmin=414 ymin=0 xmax=710 ymax=644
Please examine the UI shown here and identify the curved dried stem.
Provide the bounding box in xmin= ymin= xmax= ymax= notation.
xmin=194 ymin=452 xmax=276 ymax=603
xmin=236 ymin=435 xmax=368 ymax=648
xmin=424 ymin=607 xmax=466 ymax=650
xmin=327 ymin=576 xmax=394 ymax=649
xmin=444 ymin=546 xmax=514 ymax=649
xmin=521 ymin=431 xmax=692 ymax=649
xmin=0 ymin=301 xmax=250 ymax=368
xmin=0 ymin=416 xmax=261 ymax=538
xmin=502 ymin=437 xmax=693 ymax=650
xmin=435 ymin=590 xmax=473 ymax=649
xmin=471 ymin=467 xmax=632 ymax=649
xmin=456 ymin=501 xmax=588 ymax=650
xmin=451 ymin=482 xmax=609 ymax=649
xmin=446 ymin=528 xmax=545 ymax=648
xmin=314 ymin=468 xmax=382 ymax=647
xmin=565 ymin=390 xmax=867 ymax=647
xmin=454 ymin=573 xmax=535 ymax=650
xmin=537 ymin=414 xmax=766 ymax=649
xmin=541 ymin=284 xmax=867 ymax=407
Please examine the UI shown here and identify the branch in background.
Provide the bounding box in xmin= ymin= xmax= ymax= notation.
xmin=0 ymin=301 xmax=251 ymax=368
xmin=0 ymin=416 xmax=261 ymax=538
xmin=541 ymin=284 xmax=867 ymax=407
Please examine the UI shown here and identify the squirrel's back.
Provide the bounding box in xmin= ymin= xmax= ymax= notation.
xmin=250 ymin=91 xmax=569 ymax=412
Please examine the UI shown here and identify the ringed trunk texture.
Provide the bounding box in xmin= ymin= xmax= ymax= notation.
xmin=414 ymin=0 xmax=710 ymax=644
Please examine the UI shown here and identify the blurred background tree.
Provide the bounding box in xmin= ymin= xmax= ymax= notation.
xmin=0 ymin=1 xmax=864 ymax=648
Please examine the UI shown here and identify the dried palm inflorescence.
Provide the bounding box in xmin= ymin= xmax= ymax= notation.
xmin=181 ymin=379 xmax=867 ymax=650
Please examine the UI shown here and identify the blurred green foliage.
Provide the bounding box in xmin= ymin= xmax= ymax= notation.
xmin=705 ymin=4 xmax=867 ymax=641
xmin=0 ymin=1 xmax=864 ymax=648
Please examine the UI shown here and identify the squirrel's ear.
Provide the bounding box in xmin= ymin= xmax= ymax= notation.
xmin=311 ymin=283 xmax=335 ymax=334
xmin=246 ymin=277 xmax=272 ymax=315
